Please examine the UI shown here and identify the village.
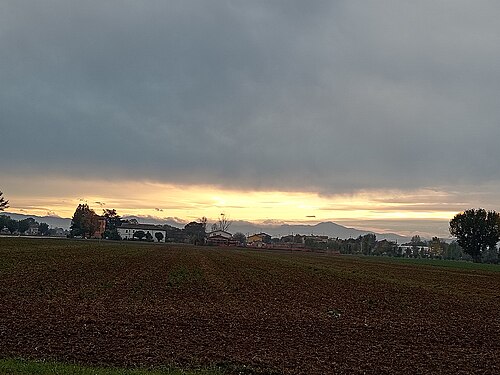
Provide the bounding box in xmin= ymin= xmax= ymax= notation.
xmin=1 ymin=203 xmax=459 ymax=260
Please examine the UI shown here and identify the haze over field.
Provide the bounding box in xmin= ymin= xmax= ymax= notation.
xmin=2 ymin=1 xmax=500 ymax=238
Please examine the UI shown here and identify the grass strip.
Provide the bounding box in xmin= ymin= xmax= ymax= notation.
xmin=0 ymin=358 xmax=225 ymax=375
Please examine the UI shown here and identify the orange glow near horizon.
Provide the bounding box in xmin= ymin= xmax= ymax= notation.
xmin=3 ymin=175 xmax=459 ymax=236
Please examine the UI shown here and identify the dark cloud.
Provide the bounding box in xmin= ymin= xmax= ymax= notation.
xmin=2 ymin=1 xmax=500 ymax=193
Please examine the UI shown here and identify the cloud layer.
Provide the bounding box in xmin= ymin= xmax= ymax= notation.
xmin=2 ymin=1 xmax=500 ymax=193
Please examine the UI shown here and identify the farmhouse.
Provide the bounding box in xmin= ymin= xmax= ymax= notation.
xmin=26 ymin=223 xmax=39 ymax=236
xmin=117 ymin=223 xmax=167 ymax=242
xmin=247 ymin=233 xmax=272 ymax=247
xmin=207 ymin=230 xmax=238 ymax=246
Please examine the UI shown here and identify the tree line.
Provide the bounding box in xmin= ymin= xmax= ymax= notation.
xmin=0 ymin=215 xmax=51 ymax=236
xmin=303 ymin=233 xmax=467 ymax=260
xmin=308 ymin=208 xmax=500 ymax=263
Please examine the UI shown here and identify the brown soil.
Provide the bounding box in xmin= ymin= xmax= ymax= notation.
xmin=0 ymin=238 xmax=499 ymax=374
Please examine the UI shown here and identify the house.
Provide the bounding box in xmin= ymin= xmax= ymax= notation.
xmin=247 ymin=233 xmax=272 ymax=247
xmin=26 ymin=224 xmax=39 ymax=236
xmin=117 ymin=223 xmax=167 ymax=242
xmin=206 ymin=230 xmax=238 ymax=246
xmin=398 ymin=244 xmax=430 ymax=257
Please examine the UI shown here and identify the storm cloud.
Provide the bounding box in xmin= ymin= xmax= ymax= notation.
xmin=2 ymin=1 xmax=500 ymax=193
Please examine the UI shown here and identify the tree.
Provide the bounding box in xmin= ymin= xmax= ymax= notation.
xmin=482 ymin=245 xmax=499 ymax=264
xmin=145 ymin=232 xmax=153 ymax=242
xmin=102 ymin=209 xmax=122 ymax=240
xmin=409 ymin=234 xmax=425 ymax=257
xmin=38 ymin=222 xmax=50 ymax=236
xmin=103 ymin=209 xmax=122 ymax=230
xmin=442 ymin=241 xmax=464 ymax=260
xmin=155 ymin=231 xmax=164 ymax=242
xmin=217 ymin=213 xmax=232 ymax=231
xmin=428 ymin=237 xmax=443 ymax=258
xmin=232 ymin=232 xmax=246 ymax=246
xmin=70 ymin=204 xmax=99 ymax=238
xmin=373 ymin=240 xmax=398 ymax=256
xmin=410 ymin=235 xmax=422 ymax=244
xmin=0 ymin=215 xmax=8 ymax=231
xmin=0 ymin=191 xmax=8 ymax=211
xmin=360 ymin=234 xmax=376 ymax=255
xmin=133 ymin=230 xmax=146 ymax=240
xmin=199 ymin=216 xmax=207 ymax=232
xmin=449 ymin=208 xmax=500 ymax=263
xmin=6 ymin=218 xmax=18 ymax=234
xmin=18 ymin=218 xmax=36 ymax=234
xmin=184 ymin=221 xmax=206 ymax=244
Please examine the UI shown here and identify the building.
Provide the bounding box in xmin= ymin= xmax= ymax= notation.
xmin=117 ymin=223 xmax=167 ymax=242
xmin=92 ymin=216 xmax=107 ymax=239
xmin=26 ymin=224 xmax=39 ymax=236
xmin=398 ymin=245 xmax=430 ymax=257
xmin=206 ymin=230 xmax=238 ymax=246
xmin=247 ymin=233 xmax=272 ymax=247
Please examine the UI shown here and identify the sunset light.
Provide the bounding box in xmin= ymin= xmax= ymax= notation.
xmin=3 ymin=174 xmax=464 ymax=237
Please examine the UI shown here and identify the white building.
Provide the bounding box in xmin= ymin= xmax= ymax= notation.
xmin=206 ymin=230 xmax=237 ymax=246
xmin=117 ymin=223 xmax=167 ymax=242
xmin=207 ymin=230 xmax=232 ymax=239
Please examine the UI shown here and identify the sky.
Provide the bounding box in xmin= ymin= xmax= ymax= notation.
xmin=2 ymin=1 xmax=500 ymax=238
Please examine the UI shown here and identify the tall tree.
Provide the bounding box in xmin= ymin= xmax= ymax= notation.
xmin=0 ymin=191 xmax=8 ymax=211
xmin=103 ymin=209 xmax=122 ymax=230
xmin=449 ymin=208 xmax=500 ymax=262
xmin=102 ymin=208 xmax=122 ymax=240
xmin=71 ymin=204 xmax=99 ymax=238
xmin=217 ymin=213 xmax=232 ymax=231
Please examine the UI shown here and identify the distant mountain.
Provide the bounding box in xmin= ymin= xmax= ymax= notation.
xmin=228 ymin=220 xmax=409 ymax=243
xmin=1 ymin=212 xmax=409 ymax=242
xmin=1 ymin=212 xmax=71 ymax=229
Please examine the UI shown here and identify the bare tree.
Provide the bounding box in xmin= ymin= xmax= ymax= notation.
xmin=217 ymin=213 xmax=232 ymax=232
xmin=0 ymin=191 xmax=9 ymax=211
xmin=199 ymin=216 xmax=207 ymax=231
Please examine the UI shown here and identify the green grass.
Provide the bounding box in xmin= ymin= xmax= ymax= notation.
xmin=167 ymin=266 xmax=204 ymax=288
xmin=0 ymin=358 xmax=225 ymax=375
xmin=359 ymin=255 xmax=500 ymax=272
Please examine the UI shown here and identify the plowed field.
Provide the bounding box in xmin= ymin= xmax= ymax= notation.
xmin=1 ymin=238 xmax=499 ymax=374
